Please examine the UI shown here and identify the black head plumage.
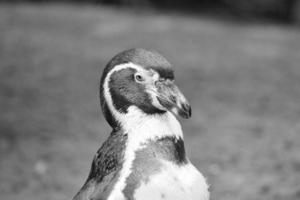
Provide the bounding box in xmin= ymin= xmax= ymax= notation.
xmin=99 ymin=48 xmax=175 ymax=128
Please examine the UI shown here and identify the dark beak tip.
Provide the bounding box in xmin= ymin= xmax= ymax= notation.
xmin=179 ymin=103 xmax=192 ymax=119
xmin=188 ymin=106 xmax=192 ymax=117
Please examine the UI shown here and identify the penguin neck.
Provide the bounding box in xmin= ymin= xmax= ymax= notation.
xmin=114 ymin=106 xmax=184 ymax=145
xmin=104 ymin=106 xmax=186 ymax=200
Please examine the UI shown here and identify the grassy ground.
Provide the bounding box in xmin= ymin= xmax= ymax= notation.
xmin=1 ymin=3 xmax=300 ymax=200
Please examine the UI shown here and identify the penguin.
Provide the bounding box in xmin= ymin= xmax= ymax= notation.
xmin=73 ymin=48 xmax=209 ymax=200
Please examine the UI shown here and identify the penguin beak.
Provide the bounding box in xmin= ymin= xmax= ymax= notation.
xmin=155 ymin=80 xmax=191 ymax=119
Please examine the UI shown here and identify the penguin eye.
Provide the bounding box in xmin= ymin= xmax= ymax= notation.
xmin=134 ymin=74 xmax=145 ymax=82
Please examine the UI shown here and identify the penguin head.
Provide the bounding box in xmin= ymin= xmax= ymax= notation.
xmin=100 ymin=48 xmax=191 ymax=128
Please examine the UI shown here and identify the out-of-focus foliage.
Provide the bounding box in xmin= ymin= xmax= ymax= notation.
xmin=218 ymin=0 xmax=299 ymax=22
xmin=0 ymin=0 xmax=299 ymax=22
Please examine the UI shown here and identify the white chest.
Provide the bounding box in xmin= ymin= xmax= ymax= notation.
xmin=133 ymin=161 xmax=209 ymax=200
xmin=107 ymin=107 xmax=209 ymax=200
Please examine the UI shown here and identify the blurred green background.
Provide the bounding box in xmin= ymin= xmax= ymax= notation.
xmin=0 ymin=2 xmax=300 ymax=200
xmin=1 ymin=0 xmax=300 ymax=22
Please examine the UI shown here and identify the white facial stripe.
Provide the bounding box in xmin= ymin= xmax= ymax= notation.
xmin=105 ymin=63 xmax=184 ymax=200
xmin=103 ymin=62 xmax=166 ymax=123
xmin=103 ymin=62 xmax=144 ymax=123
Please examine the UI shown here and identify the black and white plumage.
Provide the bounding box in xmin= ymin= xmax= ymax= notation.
xmin=73 ymin=48 xmax=209 ymax=200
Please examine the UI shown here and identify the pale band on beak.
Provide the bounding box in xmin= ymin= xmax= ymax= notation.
xmin=155 ymin=80 xmax=191 ymax=119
